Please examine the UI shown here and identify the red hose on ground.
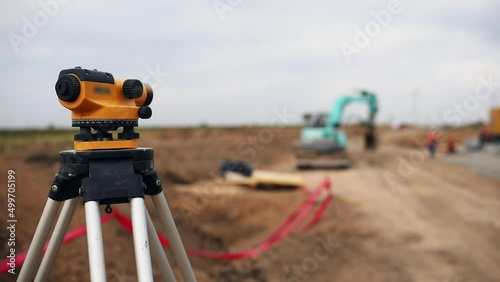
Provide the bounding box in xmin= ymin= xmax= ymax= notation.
xmin=0 ymin=178 xmax=333 ymax=273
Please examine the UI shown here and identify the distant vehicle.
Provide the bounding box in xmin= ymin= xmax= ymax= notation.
xmin=296 ymin=90 xmax=378 ymax=169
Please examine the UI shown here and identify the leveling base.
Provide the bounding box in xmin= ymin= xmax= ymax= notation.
xmin=17 ymin=148 xmax=197 ymax=282
xmin=74 ymin=140 xmax=138 ymax=151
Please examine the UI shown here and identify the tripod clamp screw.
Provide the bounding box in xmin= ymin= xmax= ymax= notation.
xmin=51 ymin=185 xmax=59 ymax=192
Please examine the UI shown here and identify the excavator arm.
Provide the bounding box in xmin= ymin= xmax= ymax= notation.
xmin=327 ymin=90 xmax=378 ymax=129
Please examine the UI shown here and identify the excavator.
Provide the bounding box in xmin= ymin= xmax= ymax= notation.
xmin=296 ymin=90 xmax=378 ymax=169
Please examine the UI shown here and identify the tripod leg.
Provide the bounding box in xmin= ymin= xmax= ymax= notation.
xmin=130 ymin=198 xmax=154 ymax=282
xmin=84 ymin=201 xmax=107 ymax=282
xmin=145 ymin=209 xmax=177 ymax=282
xmin=18 ymin=199 xmax=62 ymax=282
xmin=35 ymin=198 xmax=79 ymax=282
xmin=152 ymin=192 xmax=197 ymax=282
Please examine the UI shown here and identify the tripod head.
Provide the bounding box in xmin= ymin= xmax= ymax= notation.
xmin=55 ymin=67 xmax=153 ymax=151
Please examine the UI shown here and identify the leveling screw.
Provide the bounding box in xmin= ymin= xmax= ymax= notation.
xmin=51 ymin=185 xmax=58 ymax=192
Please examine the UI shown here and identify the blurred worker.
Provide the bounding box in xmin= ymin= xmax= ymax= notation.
xmin=479 ymin=123 xmax=490 ymax=147
xmin=426 ymin=130 xmax=438 ymax=158
xmin=446 ymin=135 xmax=456 ymax=154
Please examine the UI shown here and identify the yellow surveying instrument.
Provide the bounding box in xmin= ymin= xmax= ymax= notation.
xmin=18 ymin=67 xmax=197 ymax=282
xmin=55 ymin=66 xmax=153 ymax=150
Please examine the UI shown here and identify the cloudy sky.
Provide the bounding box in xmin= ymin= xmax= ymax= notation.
xmin=1 ymin=0 xmax=499 ymax=128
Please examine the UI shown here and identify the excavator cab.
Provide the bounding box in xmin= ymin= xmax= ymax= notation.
xmin=303 ymin=112 xmax=329 ymax=128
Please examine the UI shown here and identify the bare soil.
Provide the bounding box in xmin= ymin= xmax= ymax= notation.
xmin=0 ymin=127 xmax=499 ymax=281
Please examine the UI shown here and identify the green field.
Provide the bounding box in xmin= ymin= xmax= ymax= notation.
xmin=0 ymin=128 xmax=164 ymax=153
xmin=0 ymin=126 xmax=293 ymax=153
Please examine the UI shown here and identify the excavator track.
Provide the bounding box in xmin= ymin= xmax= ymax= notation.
xmin=295 ymin=149 xmax=351 ymax=169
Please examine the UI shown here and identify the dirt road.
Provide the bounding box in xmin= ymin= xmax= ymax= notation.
xmin=294 ymin=138 xmax=500 ymax=282
xmin=0 ymin=128 xmax=499 ymax=281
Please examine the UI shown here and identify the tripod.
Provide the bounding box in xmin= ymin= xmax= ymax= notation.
xmin=17 ymin=148 xmax=197 ymax=282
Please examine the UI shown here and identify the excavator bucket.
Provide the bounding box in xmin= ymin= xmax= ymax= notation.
xmin=364 ymin=127 xmax=378 ymax=150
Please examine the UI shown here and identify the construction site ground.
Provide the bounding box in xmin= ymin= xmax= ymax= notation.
xmin=0 ymin=127 xmax=499 ymax=281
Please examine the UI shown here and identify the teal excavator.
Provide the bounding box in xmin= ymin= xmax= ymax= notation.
xmin=296 ymin=90 xmax=378 ymax=169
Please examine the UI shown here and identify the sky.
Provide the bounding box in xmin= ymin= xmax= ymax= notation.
xmin=1 ymin=0 xmax=499 ymax=129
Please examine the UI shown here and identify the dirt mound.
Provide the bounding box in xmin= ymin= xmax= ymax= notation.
xmin=169 ymin=185 xmax=362 ymax=281
xmin=0 ymin=233 xmax=7 ymax=254
xmin=25 ymin=152 xmax=59 ymax=164
xmin=142 ymin=127 xmax=301 ymax=183
xmin=23 ymin=144 xmax=64 ymax=165
xmin=161 ymin=170 xmax=192 ymax=185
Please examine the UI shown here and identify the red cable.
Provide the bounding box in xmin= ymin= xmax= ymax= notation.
xmin=0 ymin=178 xmax=333 ymax=273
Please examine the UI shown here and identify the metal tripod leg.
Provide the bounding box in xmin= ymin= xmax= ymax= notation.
xmin=18 ymin=199 xmax=62 ymax=282
xmin=85 ymin=201 xmax=107 ymax=282
xmin=130 ymin=198 xmax=154 ymax=282
xmin=152 ymin=192 xmax=197 ymax=282
xmin=145 ymin=208 xmax=177 ymax=282
xmin=35 ymin=198 xmax=79 ymax=282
